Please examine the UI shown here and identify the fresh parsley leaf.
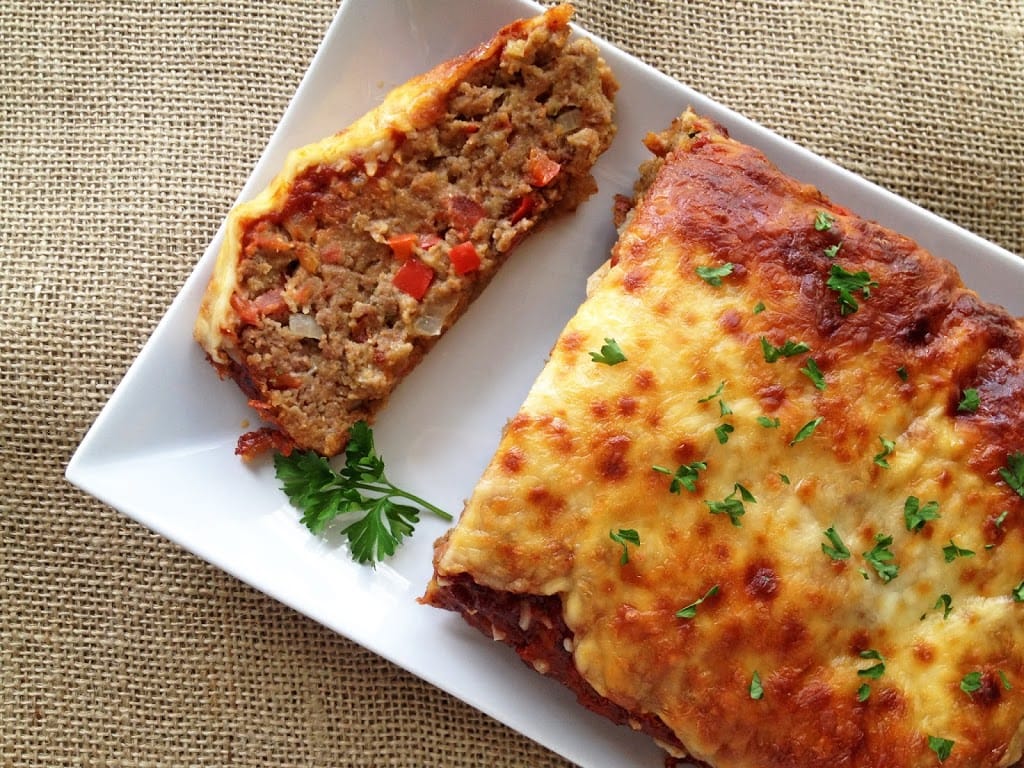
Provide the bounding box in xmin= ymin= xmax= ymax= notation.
xmin=814 ymin=210 xmax=835 ymax=231
xmin=697 ymin=381 xmax=727 ymax=403
xmin=927 ymin=735 xmax=955 ymax=763
xmin=753 ymin=301 xmax=766 ymax=315
xmin=274 ymin=422 xmax=451 ymax=566
xmin=779 ymin=473 xmax=791 ymax=485
xmin=863 ymin=533 xmax=899 ymax=583
xmin=822 ymin=526 xmax=851 ymax=560
xmin=749 ymin=671 xmax=764 ymax=700
xmin=943 ymin=539 xmax=975 ymax=563
xmin=958 ymin=388 xmax=980 ymax=413
xmin=999 ymin=452 xmax=1024 ymax=499
xmin=904 ymin=496 xmax=941 ymax=533
xmin=857 ymin=649 xmax=885 ymax=679
xmin=590 ymin=337 xmax=627 ymax=365
xmin=857 ymin=683 xmax=871 ymax=702
xmin=610 ymin=528 xmax=640 ymax=565
xmin=696 ymin=263 xmax=735 ymax=286
xmin=719 ymin=399 xmax=733 ymax=417
xmin=653 ymin=461 xmax=708 ymax=494
xmin=760 ymin=336 xmax=811 ymax=363
xmin=705 ymin=483 xmax=756 ymax=527
xmin=789 ymin=416 xmax=824 ymax=446
xmin=896 ymin=365 xmax=909 ymax=382
xmin=960 ymin=671 xmax=983 ymax=695
xmin=823 ymin=242 xmax=842 ymax=259
xmin=757 ymin=416 xmax=781 ymax=428
xmin=873 ymin=436 xmax=896 ymax=468
xmin=1012 ymin=579 xmax=1024 ymax=602
xmin=800 ymin=357 xmax=826 ymax=390
xmin=826 ymin=264 xmax=878 ymax=316
xmin=995 ymin=510 xmax=1009 ymax=529
xmin=1000 ymin=670 xmax=1013 ymax=690
xmin=715 ymin=423 xmax=735 ymax=444
xmin=675 ymin=584 xmax=719 ymax=619
xmin=934 ymin=593 xmax=953 ymax=619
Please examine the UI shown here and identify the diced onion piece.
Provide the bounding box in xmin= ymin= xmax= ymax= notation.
xmin=555 ymin=108 xmax=583 ymax=133
xmin=449 ymin=241 xmax=481 ymax=275
xmin=413 ymin=295 xmax=458 ymax=336
xmin=393 ymin=258 xmax=434 ymax=300
xmin=288 ymin=312 xmax=323 ymax=339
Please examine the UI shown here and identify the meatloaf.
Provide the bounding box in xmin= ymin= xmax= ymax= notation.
xmin=424 ymin=109 xmax=1024 ymax=767
xmin=194 ymin=4 xmax=617 ymax=457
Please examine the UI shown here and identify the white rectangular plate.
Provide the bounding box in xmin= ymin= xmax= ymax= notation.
xmin=66 ymin=1 xmax=1024 ymax=765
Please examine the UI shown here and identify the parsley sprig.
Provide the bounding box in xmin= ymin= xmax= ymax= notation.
xmin=274 ymin=421 xmax=451 ymax=566
xmin=827 ymin=264 xmax=878 ymax=316
xmin=1000 ymin=452 xmax=1024 ymax=498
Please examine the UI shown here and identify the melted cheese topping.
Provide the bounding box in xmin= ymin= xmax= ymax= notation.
xmin=435 ymin=111 xmax=1024 ymax=767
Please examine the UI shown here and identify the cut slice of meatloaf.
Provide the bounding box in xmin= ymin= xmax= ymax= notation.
xmin=194 ymin=4 xmax=617 ymax=457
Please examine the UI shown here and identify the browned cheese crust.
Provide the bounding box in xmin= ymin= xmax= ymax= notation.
xmin=194 ymin=4 xmax=617 ymax=457
xmin=425 ymin=110 xmax=1024 ymax=767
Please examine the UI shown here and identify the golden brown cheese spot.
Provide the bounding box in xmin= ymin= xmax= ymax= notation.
xmin=589 ymin=400 xmax=610 ymax=419
xmin=745 ymin=564 xmax=779 ymax=601
xmin=596 ymin=434 xmax=631 ymax=482
xmin=501 ymin=447 xmax=526 ymax=474
xmin=617 ymin=396 xmax=638 ymax=417
xmin=633 ymin=368 xmax=656 ymax=391
xmin=623 ymin=267 xmax=650 ymax=293
xmin=719 ymin=307 xmax=743 ymax=334
xmin=560 ymin=330 xmax=585 ymax=352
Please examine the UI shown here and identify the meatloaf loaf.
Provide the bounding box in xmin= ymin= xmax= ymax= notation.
xmin=194 ymin=4 xmax=617 ymax=457
xmin=424 ymin=109 xmax=1024 ymax=767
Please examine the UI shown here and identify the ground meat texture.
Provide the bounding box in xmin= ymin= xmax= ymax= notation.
xmin=226 ymin=16 xmax=616 ymax=457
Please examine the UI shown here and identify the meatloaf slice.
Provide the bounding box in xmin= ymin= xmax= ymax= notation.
xmin=194 ymin=4 xmax=617 ymax=457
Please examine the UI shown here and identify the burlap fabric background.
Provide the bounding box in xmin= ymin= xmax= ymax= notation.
xmin=3 ymin=0 xmax=1021 ymax=765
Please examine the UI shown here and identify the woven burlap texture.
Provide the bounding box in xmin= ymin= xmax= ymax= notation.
xmin=2 ymin=0 xmax=1021 ymax=766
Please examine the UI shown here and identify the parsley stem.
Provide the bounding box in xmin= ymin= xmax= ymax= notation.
xmin=349 ymin=480 xmax=453 ymax=521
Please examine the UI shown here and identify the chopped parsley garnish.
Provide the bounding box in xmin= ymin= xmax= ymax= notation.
xmin=609 ymin=528 xmax=640 ymax=565
xmin=995 ymin=510 xmax=1009 ymax=529
xmin=857 ymin=649 xmax=886 ymax=679
xmin=957 ymin=388 xmax=980 ymax=413
xmin=274 ymin=421 xmax=451 ymax=566
xmin=943 ymin=539 xmax=975 ymax=563
xmin=827 ymin=264 xmax=878 ymax=316
xmin=934 ymin=593 xmax=953 ymax=619
xmin=823 ymin=242 xmax=842 ymax=259
xmin=715 ymin=423 xmax=735 ymax=444
xmin=705 ymin=483 xmax=756 ymax=527
xmin=960 ymin=671 xmax=983 ymax=695
xmin=719 ymin=399 xmax=733 ymax=417
xmin=698 ymin=381 xmax=727 ymax=403
xmin=789 ymin=416 xmax=824 ymax=446
xmin=857 ymin=683 xmax=871 ymax=702
xmin=873 ymin=436 xmax=896 ymax=468
xmin=897 ymin=365 xmax=909 ymax=382
xmin=1000 ymin=670 xmax=1013 ymax=690
xmin=757 ymin=416 xmax=781 ymax=428
xmin=822 ymin=526 xmax=852 ymax=560
xmin=653 ymin=461 xmax=707 ymax=494
xmin=863 ymin=533 xmax=899 ymax=583
xmin=760 ymin=336 xmax=811 ymax=362
xmin=779 ymin=473 xmax=791 ymax=485
xmin=799 ymin=357 xmax=826 ymax=390
xmin=589 ymin=337 xmax=627 ymax=365
xmin=753 ymin=301 xmax=766 ymax=315
xmin=904 ymin=496 xmax=941 ymax=533
xmin=696 ymin=263 xmax=735 ymax=286
xmin=749 ymin=671 xmax=764 ymax=700
xmin=999 ymin=452 xmax=1024 ymax=499
xmin=928 ymin=735 xmax=955 ymax=763
xmin=675 ymin=584 xmax=719 ymax=619
xmin=1012 ymin=579 xmax=1024 ymax=602
xmin=814 ymin=210 xmax=835 ymax=231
